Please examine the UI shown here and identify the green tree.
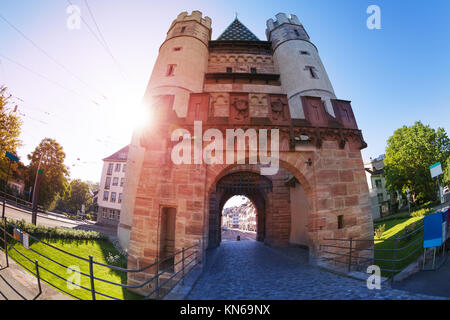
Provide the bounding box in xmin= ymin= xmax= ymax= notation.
xmin=0 ymin=86 xmax=22 ymax=183
xmin=27 ymin=138 xmax=69 ymax=209
xmin=443 ymin=160 xmax=450 ymax=187
xmin=384 ymin=121 xmax=450 ymax=204
xmin=67 ymin=179 xmax=92 ymax=214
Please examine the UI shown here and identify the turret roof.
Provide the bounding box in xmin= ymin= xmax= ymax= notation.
xmin=216 ymin=17 xmax=259 ymax=41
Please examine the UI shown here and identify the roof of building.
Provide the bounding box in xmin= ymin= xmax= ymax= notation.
xmin=103 ymin=145 xmax=129 ymax=162
xmin=216 ymin=17 xmax=260 ymax=41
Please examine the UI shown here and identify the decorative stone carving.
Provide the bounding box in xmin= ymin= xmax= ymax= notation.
xmin=270 ymin=98 xmax=287 ymax=121
xmin=210 ymin=93 xmax=230 ymax=117
xmin=232 ymin=98 xmax=249 ymax=120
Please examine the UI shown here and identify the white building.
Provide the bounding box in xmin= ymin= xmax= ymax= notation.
xmin=364 ymin=154 xmax=405 ymax=219
xmin=97 ymin=145 xmax=129 ymax=227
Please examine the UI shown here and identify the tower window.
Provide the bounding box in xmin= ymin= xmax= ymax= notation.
xmin=226 ymin=67 xmax=232 ymax=73
xmin=305 ymin=66 xmax=318 ymax=79
xmin=173 ymin=47 xmax=182 ymax=51
xmin=166 ymin=64 xmax=177 ymax=76
xmin=294 ymin=29 xmax=300 ymax=37
xmin=250 ymin=68 xmax=257 ymax=74
xmin=338 ymin=215 xmax=344 ymax=229
xmin=180 ymin=26 xmax=186 ymax=33
xmin=300 ymin=51 xmax=310 ymax=55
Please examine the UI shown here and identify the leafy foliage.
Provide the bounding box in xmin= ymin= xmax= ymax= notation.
xmin=1 ymin=218 xmax=107 ymax=241
xmin=56 ymin=179 xmax=92 ymax=214
xmin=384 ymin=121 xmax=450 ymax=204
xmin=26 ymin=138 xmax=69 ymax=209
xmin=0 ymin=86 xmax=22 ymax=182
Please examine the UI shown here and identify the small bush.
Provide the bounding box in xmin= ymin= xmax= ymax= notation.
xmin=411 ymin=207 xmax=433 ymax=218
xmin=2 ymin=219 xmax=107 ymax=241
xmin=375 ymin=224 xmax=386 ymax=238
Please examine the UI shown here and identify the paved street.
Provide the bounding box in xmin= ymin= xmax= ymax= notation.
xmin=187 ymin=240 xmax=446 ymax=300
xmin=2 ymin=203 xmax=116 ymax=237
xmin=221 ymin=228 xmax=256 ymax=241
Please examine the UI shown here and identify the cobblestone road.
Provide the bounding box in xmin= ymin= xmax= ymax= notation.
xmin=187 ymin=241 xmax=446 ymax=300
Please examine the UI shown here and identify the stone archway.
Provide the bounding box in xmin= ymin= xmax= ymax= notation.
xmin=208 ymin=171 xmax=272 ymax=248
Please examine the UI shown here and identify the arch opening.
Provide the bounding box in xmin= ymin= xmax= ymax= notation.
xmin=221 ymin=195 xmax=257 ymax=241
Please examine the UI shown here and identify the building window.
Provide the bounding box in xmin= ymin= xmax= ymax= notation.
xmin=250 ymin=68 xmax=257 ymax=74
xmin=109 ymin=209 xmax=115 ymax=219
xmin=112 ymin=177 xmax=119 ymax=186
xmin=300 ymin=50 xmax=310 ymax=55
xmin=105 ymin=177 xmax=111 ymax=189
xmin=102 ymin=208 xmax=107 ymax=218
xmin=111 ymin=192 xmax=116 ymax=203
xmin=118 ymin=193 xmax=122 ymax=204
xmin=337 ymin=215 xmax=344 ymax=229
xmin=375 ymin=179 xmax=382 ymax=189
xmin=173 ymin=47 xmax=182 ymax=51
xmin=120 ymin=178 xmax=125 ymax=187
xmin=103 ymin=191 xmax=109 ymax=201
xmin=377 ymin=193 xmax=384 ymax=202
xmin=180 ymin=26 xmax=186 ymax=33
xmin=294 ymin=29 xmax=300 ymax=37
xmin=107 ymin=163 xmax=113 ymax=175
xmin=115 ymin=164 xmax=121 ymax=172
xmin=166 ymin=64 xmax=176 ymax=76
xmin=305 ymin=66 xmax=318 ymax=79
xmin=117 ymin=211 xmax=120 ymax=220
xmin=226 ymin=67 xmax=232 ymax=73
xmin=122 ymin=164 xmax=126 ymax=172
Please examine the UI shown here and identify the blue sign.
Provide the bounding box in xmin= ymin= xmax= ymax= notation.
xmin=5 ymin=152 xmax=19 ymax=163
xmin=424 ymin=212 xmax=444 ymax=248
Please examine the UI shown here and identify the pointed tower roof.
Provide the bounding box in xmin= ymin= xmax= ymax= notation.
xmin=217 ymin=17 xmax=260 ymax=41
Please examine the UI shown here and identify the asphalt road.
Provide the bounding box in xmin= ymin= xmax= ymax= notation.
xmin=221 ymin=228 xmax=256 ymax=241
xmin=1 ymin=203 xmax=116 ymax=237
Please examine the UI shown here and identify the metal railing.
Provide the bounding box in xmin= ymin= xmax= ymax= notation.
xmin=320 ymin=220 xmax=425 ymax=280
xmin=0 ymin=190 xmax=44 ymax=213
xmin=0 ymin=217 xmax=201 ymax=300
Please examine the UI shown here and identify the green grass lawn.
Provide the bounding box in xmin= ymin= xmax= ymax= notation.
xmin=373 ymin=216 xmax=425 ymax=277
xmin=7 ymin=238 xmax=142 ymax=300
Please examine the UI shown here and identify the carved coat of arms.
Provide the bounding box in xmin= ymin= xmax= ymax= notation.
xmin=233 ymin=99 xmax=249 ymax=120
xmin=271 ymin=99 xmax=287 ymax=120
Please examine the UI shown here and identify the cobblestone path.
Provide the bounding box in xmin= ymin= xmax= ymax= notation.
xmin=187 ymin=241 xmax=445 ymax=300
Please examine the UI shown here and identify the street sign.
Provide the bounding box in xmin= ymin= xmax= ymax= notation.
xmin=38 ymin=169 xmax=44 ymax=174
xmin=430 ymin=162 xmax=442 ymax=178
xmin=5 ymin=152 xmax=18 ymax=163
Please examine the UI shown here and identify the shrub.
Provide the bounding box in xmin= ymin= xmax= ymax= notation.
xmin=375 ymin=224 xmax=386 ymax=239
xmin=1 ymin=219 xmax=107 ymax=241
xmin=411 ymin=207 xmax=433 ymax=218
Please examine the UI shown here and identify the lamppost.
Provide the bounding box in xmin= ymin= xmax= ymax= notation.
xmin=2 ymin=152 xmax=19 ymax=218
xmin=31 ymin=144 xmax=56 ymax=225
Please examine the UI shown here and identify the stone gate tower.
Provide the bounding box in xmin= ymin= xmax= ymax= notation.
xmin=119 ymin=11 xmax=373 ymax=291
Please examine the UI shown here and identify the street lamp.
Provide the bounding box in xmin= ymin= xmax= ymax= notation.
xmin=31 ymin=144 xmax=56 ymax=225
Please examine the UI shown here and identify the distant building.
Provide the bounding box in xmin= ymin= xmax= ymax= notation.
xmin=364 ymin=154 xmax=405 ymax=219
xmin=221 ymin=199 xmax=257 ymax=231
xmin=7 ymin=179 xmax=25 ymax=196
xmin=97 ymin=145 xmax=129 ymax=227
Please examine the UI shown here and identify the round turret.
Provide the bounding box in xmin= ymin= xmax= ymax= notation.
xmin=266 ymin=13 xmax=336 ymax=118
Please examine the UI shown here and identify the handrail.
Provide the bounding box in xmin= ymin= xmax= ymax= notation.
xmin=0 ymin=217 xmax=202 ymax=300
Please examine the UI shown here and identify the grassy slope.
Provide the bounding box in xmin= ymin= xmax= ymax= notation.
xmin=8 ymin=239 xmax=142 ymax=300
xmin=373 ymin=216 xmax=424 ymax=277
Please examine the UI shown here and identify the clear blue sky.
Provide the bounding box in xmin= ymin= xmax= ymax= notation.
xmin=1 ymin=0 xmax=449 ymax=182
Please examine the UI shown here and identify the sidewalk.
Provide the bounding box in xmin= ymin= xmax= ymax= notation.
xmin=0 ymin=252 xmax=71 ymax=300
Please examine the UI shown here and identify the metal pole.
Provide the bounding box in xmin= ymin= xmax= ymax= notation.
xmin=35 ymin=260 xmax=42 ymax=296
xmin=392 ymin=237 xmax=398 ymax=282
xmin=348 ymin=238 xmax=353 ymax=272
xmin=181 ymin=248 xmax=185 ymax=285
xmin=2 ymin=160 xmax=11 ymax=219
xmin=88 ymin=255 xmax=96 ymax=300
xmin=3 ymin=217 xmax=9 ymax=268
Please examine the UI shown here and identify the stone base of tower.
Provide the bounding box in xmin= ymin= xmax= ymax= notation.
xmin=125 ymin=137 xmax=373 ymax=294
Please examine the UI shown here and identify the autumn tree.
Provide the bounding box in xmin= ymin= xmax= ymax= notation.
xmin=384 ymin=121 xmax=450 ymax=204
xmin=0 ymin=86 xmax=22 ymax=184
xmin=27 ymin=138 xmax=69 ymax=209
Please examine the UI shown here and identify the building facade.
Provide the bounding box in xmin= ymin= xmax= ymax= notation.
xmin=118 ymin=11 xmax=373 ymax=293
xmin=364 ymin=154 xmax=405 ymax=219
xmin=97 ymin=146 xmax=129 ymax=227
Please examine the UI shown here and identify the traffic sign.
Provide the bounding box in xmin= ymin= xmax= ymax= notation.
xmin=5 ymin=152 xmax=18 ymax=163
xmin=430 ymin=162 xmax=442 ymax=178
